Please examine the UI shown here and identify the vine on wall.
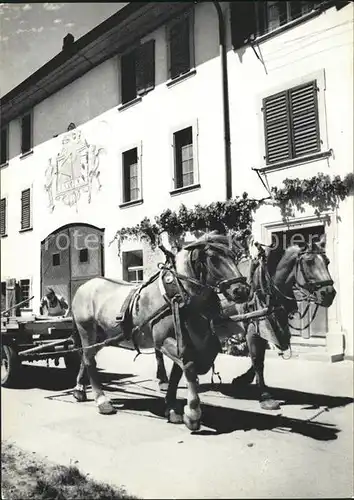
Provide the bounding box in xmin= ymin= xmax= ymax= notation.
xmin=112 ymin=172 xmax=354 ymax=253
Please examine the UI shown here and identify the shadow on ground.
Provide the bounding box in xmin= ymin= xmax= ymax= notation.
xmin=9 ymin=365 xmax=353 ymax=443
xmin=9 ymin=364 xmax=135 ymax=392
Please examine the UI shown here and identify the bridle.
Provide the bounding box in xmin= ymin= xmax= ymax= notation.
xmin=255 ymin=243 xmax=333 ymax=304
xmin=254 ymin=243 xmax=333 ymax=332
xmin=156 ymin=239 xmax=248 ymax=302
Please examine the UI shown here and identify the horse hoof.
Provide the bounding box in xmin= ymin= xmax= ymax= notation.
xmin=166 ymin=409 xmax=183 ymax=424
xmin=260 ymin=399 xmax=281 ymax=411
xmin=73 ymin=390 xmax=87 ymax=403
xmin=183 ymin=414 xmax=201 ymax=431
xmin=158 ymin=381 xmax=169 ymax=392
xmin=98 ymin=400 xmax=117 ymax=415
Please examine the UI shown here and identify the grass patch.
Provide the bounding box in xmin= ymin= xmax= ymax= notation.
xmin=2 ymin=441 xmax=138 ymax=499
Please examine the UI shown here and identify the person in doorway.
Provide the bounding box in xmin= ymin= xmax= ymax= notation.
xmin=40 ymin=287 xmax=69 ymax=317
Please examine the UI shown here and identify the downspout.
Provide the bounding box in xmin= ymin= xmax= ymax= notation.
xmin=212 ymin=1 xmax=233 ymax=200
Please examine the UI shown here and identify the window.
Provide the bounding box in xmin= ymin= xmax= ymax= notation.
xmin=168 ymin=11 xmax=194 ymax=80
xmin=1 ymin=126 xmax=8 ymax=165
xmin=173 ymin=127 xmax=194 ymax=188
xmin=79 ymin=248 xmax=89 ymax=263
xmin=123 ymin=250 xmax=144 ymax=283
xmin=21 ymin=188 xmax=32 ymax=230
xmin=19 ymin=279 xmax=31 ymax=308
xmin=52 ymin=253 xmax=60 ymax=266
xmin=122 ymin=147 xmax=141 ymax=203
xmin=121 ymin=40 xmax=155 ymax=104
xmin=230 ymin=1 xmax=324 ymax=49
xmin=21 ymin=112 xmax=32 ymax=154
xmin=0 ymin=198 xmax=6 ymax=236
xmin=263 ymin=80 xmax=320 ymax=164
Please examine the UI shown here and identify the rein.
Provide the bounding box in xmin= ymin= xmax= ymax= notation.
xmin=254 ymin=244 xmax=330 ymax=333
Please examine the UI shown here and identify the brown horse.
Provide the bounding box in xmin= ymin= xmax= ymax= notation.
xmin=71 ymin=232 xmax=250 ymax=430
xmin=155 ymin=234 xmax=336 ymax=411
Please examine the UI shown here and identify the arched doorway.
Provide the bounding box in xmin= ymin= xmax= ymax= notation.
xmin=41 ymin=224 xmax=104 ymax=306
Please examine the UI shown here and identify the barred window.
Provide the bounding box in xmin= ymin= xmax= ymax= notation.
xmin=19 ymin=279 xmax=31 ymax=308
xmin=263 ymin=81 xmax=320 ymax=164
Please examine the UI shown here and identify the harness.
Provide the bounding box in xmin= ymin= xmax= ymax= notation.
xmin=242 ymin=243 xmax=333 ymax=350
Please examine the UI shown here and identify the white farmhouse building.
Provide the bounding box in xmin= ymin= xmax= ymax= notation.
xmin=1 ymin=1 xmax=353 ymax=360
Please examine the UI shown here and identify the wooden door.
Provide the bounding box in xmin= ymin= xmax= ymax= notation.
xmin=41 ymin=228 xmax=71 ymax=304
xmin=69 ymin=225 xmax=104 ymax=302
xmin=271 ymin=225 xmax=328 ymax=339
xmin=41 ymin=225 xmax=104 ymax=307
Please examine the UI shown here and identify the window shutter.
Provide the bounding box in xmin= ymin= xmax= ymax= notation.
xmin=1 ymin=127 xmax=8 ymax=165
xmin=170 ymin=17 xmax=190 ymax=79
xmin=21 ymin=114 xmax=32 ymax=154
xmin=136 ymin=40 xmax=155 ymax=95
xmin=230 ymin=1 xmax=257 ymax=50
xmin=21 ymin=188 xmax=31 ymax=230
xmin=121 ymin=51 xmax=137 ymax=104
xmin=289 ymin=81 xmax=320 ymax=158
xmin=0 ymin=198 xmax=6 ymax=236
xmin=263 ymin=91 xmax=291 ymax=164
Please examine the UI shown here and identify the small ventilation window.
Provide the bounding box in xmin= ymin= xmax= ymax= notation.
xmin=79 ymin=248 xmax=89 ymax=263
xmin=52 ymin=253 xmax=60 ymax=266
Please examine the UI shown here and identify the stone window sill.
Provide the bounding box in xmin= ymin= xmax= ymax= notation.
xmin=119 ymin=198 xmax=144 ymax=209
xmin=19 ymin=226 xmax=33 ymax=233
xmin=118 ymin=96 xmax=142 ymax=112
xmin=20 ymin=150 xmax=34 ymax=160
xmin=166 ymin=68 xmax=197 ymax=88
xmin=256 ymin=149 xmax=333 ymax=174
xmin=170 ymin=183 xmax=201 ymax=196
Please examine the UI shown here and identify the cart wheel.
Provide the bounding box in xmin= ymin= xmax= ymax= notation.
xmin=64 ymin=352 xmax=81 ymax=377
xmin=1 ymin=345 xmax=21 ymax=388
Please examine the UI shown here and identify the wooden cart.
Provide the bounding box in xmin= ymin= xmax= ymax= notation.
xmin=1 ymin=301 xmax=81 ymax=387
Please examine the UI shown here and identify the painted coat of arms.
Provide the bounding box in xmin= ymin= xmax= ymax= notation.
xmin=45 ymin=127 xmax=104 ymax=212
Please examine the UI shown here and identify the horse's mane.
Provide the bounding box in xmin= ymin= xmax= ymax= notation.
xmin=184 ymin=233 xmax=236 ymax=259
xmin=269 ymin=245 xmax=302 ymax=287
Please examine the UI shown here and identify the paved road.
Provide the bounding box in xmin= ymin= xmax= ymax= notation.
xmin=2 ymin=348 xmax=353 ymax=498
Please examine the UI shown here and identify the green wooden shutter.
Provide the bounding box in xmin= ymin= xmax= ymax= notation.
xmin=21 ymin=188 xmax=31 ymax=230
xmin=289 ymin=81 xmax=320 ymax=158
xmin=136 ymin=40 xmax=155 ymax=95
xmin=0 ymin=198 xmax=6 ymax=236
xmin=230 ymin=1 xmax=257 ymax=50
xmin=263 ymin=91 xmax=292 ymax=164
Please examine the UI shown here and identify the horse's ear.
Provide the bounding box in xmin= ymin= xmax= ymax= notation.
xmin=318 ymin=233 xmax=326 ymax=250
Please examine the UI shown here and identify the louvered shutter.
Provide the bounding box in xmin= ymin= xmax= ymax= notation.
xmin=0 ymin=198 xmax=6 ymax=236
xmin=289 ymin=81 xmax=320 ymax=157
xmin=136 ymin=40 xmax=155 ymax=95
xmin=170 ymin=16 xmax=190 ymax=79
xmin=263 ymin=91 xmax=292 ymax=164
xmin=21 ymin=188 xmax=31 ymax=230
xmin=230 ymin=1 xmax=257 ymax=50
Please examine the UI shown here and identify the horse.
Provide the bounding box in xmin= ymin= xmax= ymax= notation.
xmin=70 ymin=232 xmax=251 ymax=430
xmin=155 ymin=234 xmax=336 ymax=411
xmin=229 ymin=234 xmax=336 ymax=409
